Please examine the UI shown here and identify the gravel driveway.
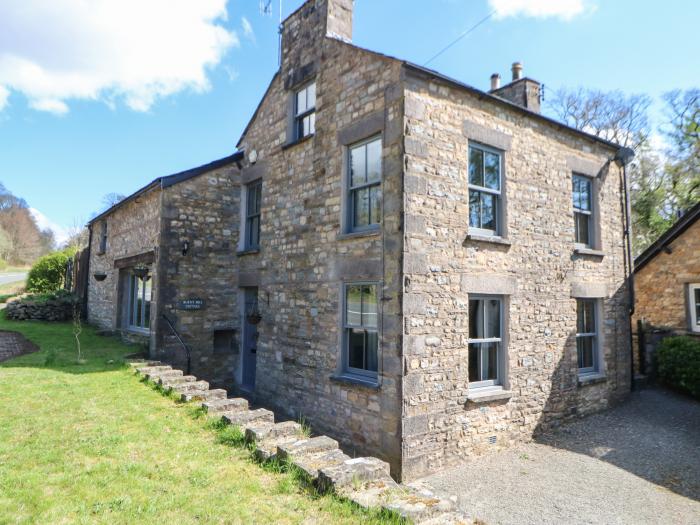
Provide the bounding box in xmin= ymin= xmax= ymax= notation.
xmin=417 ymin=388 xmax=700 ymax=525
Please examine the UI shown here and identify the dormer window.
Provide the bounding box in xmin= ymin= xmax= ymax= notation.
xmin=295 ymin=82 xmax=316 ymax=140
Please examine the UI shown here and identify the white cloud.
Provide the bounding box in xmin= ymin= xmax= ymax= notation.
xmin=29 ymin=208 xmax=70 ymax=246
xmin=0 ymin=0 xmax=239 ymax=115
xmin=489 ymin=0 xmax=595 ymax=20
xmin=242 ymin=16 xmax=256 ymax=42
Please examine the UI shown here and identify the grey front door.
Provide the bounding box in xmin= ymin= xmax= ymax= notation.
xmin=242 ymin=287 xmax=258 ymax=390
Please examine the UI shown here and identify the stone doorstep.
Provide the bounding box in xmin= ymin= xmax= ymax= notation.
xmin=202 ymin=397 xmax=249 ymax=415
xmin=172 ymin=380 xmax=210 ymax=393
xmin=181 ymin=389 xmax=228 ymax=403
xmin=221 ymin=408 xmax=275 ymax=427
xmin=145 ymin=369 xmax=183 ymax=381
xmin=159 ymin=375 xmax=198 ymax=387
xmin=337 ymin=477 xmax=401 ymax=509
xmin=317 ymin=456 xmax=391 ymax=493
xmin=291 ymin=448 xmax=351 ymax=480
xmin=276 ymin=436 xmax=339 ymax=463
xmin=381 ymin=486 xmax=456 ymax=523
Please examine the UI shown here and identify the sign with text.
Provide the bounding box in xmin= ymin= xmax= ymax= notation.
xmin=178 ymin=298 xmax=205 ymax=311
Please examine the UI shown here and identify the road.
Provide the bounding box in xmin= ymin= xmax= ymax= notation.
xmin=0 ymin=273 xmax=26 ymax=286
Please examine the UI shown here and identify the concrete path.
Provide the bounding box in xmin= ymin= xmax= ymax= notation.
xmin=418 ymin=388 xmax=700 ymax=525
xmin=0 ymin=272 xmax=26 ymax=286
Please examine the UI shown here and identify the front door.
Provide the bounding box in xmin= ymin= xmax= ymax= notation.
xmin=242 ymin=287 xmax=258 ymax=391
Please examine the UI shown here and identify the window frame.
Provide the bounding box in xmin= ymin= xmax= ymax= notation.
xmin=689 ymin=283 xmax=700 ymax=333
xmin=467 ymin=295 xmax=504 ymax=389
xmin=468 ymin=142 xmax=503 ymax=237
xmin=244 ymin=179 xmax=262 ymax=250
xmin=347 ymin=135 xmax=382 ymax=233
xmin=342 ymin=281 xmax=380 ymax=381
xmin=572 ymin=173 xmax=594 ymax=248
xmin=127 ymin=271 xmax=152 ymax=333
xmin=576 ymin=298 xmax=599 ymax=375
xmin=294 ymin=82 xmax=316 ymax=141
xmin=98 ymin=221 xmax=107 ymax=254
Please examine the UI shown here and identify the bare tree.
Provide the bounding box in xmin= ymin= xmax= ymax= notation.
xmin=101 ymin=193 xmax=126 ymax=211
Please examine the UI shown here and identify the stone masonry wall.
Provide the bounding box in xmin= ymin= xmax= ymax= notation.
xmin=400 ymin=72 xmax=631 ymax=479
xmin=87 ymin=189 xmax=161 ymax=350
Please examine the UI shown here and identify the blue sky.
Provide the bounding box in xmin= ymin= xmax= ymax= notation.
xmin=0 ymin=0 xmax=698 ymax=241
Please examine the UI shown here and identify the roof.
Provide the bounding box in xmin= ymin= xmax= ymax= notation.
xmin=88 ymin=151 xmax=243 ymax=226
xmin=634 ymin=200 xmax=700 ymax=272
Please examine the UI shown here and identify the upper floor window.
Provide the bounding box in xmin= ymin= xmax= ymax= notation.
xmin=98 ymin=221 xmax=107 ymax=254
xmin=348 ymin=136 xmax=382 ymax=232
xmin=343 ymin=283 xmax=379 ymax=379
xmin=245 ymin=180 xmax=262 ymax=250
xmin=576 ymin=299 xmax=599 ymax=374
xmin=468 ymin=144 xmax=502 ymax=236
xmin=295 ymin=82 xmax=316 ymax=140
xmin=468 ymin=296 xmax=503 ymax=388
xmin=573 ymin=174 xmax=593 ymax=247
xmin=689 ymin=283 xmax=700 ymax=333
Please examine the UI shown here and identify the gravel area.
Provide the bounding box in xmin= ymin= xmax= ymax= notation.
xmin=418 ymin=388 xmax=700 ymax=525
xmin=0 ymin=330 xmax=38 ymax=362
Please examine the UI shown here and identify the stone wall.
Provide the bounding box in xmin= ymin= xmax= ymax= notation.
xmin=399 ymin=70 xmax=631 ymax=479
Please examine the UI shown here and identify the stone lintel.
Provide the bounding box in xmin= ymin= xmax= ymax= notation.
xmin=567 ymin=156 xmax=606 ymax=178
xmin=241 ymin=162 xmax=266 ymax=184
xmin=337 ymin=110 xmax=384 ymax=145
xmin=570 ymin=281 xmax=608 ymax=299
xmin=238 ymin=271 xmax=260 ymax=287
xmin=463 ymin=120 xmax=512 ymax=151
xmin=461 ymin=274 xmax=516 ymax=295
xmin=114 ymin=250 xmax=155 ymax=269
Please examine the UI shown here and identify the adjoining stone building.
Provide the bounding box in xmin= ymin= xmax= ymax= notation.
xmin=87 ymin=0 xmax=635 ymax=481
xmin=633 ymin=202 xmax=700 ymax=372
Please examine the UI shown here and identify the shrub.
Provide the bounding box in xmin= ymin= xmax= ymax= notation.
xmin=26 ymin=249 xmax=76 ymax=293
xmin=657 ymin=336 xmax=700 ymax=399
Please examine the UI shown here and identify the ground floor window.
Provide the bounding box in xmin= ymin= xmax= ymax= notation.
xmin=128 ymin=271 xmax=152 ymax=331
xmin=468 ymin=296 xmax=503 ymax=387
xmin=689 ymin=284 xmax=700 ymax=332
xmin=343 ymin=283 xmax=379 ymax=378
xmin=576 ymin=299 xmax=598 ymax=374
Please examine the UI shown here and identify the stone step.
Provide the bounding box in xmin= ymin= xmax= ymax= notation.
xmin=338 ymin=477 xmax=402 ymax=509
xmin=128 ymin=360 xmax=162 ymax=367
xmin=172 ymin=380 xmax=209 ymax=393
xmin=381 ymin=486 xmax=456 ymax=523
xmin=136 ymin=365 xmax=172 ymax=375
xmin=145 ymin=369 xmax=183 ymax=381
xmin=181 ymin=389 xmax=227 ymax=403
xmin=245 ymin=421 xmax=302 ymax=445
xmin=159 ymin=375 xmax=198 ymax=387
xmin=277 ymin=435 xmax=339 ymax=464
xmin=202 ymin=397 xmax=249 ymax=415
xmin=291 ymin=448 xmax=351 ymax=480
xmin=317 ymin=456 xmax=391 ymax=494
xmin=221 ymin=408 xmax=275 ymax=428
xmin=254 ymin=433 xmax=306 ymax=462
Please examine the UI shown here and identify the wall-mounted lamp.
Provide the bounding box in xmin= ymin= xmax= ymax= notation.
xmin=182 ymin=240 xmax=190 ymax=256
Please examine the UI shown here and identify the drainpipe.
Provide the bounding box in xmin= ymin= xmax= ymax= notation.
xmin=84 ymin=224 xmax=93 ymax=319
xmin=614 ymin=146 xmax=636 ymax=391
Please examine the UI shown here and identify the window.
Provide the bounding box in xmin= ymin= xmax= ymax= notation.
xmin=468 ymin=144 xmax=502 ymax=235
xmin=295 ymin=82 xmax=316 ymax=140
xmin=573 ymin=174 xmax=593 ymax=247
xmin=98 ymin=221 xmax=107 ymax=254
xmin=576 ymin=299 xmax=598 ymax=374
xmin=468 ymin=296 xmax=503 ymax=387
xmin=245 ymin=180 xmax=262 ymax=250
xmin=689 ymin=284 xmax=700 ymax=332
xmin=348 ymin=137 xmax=382 ymax=231
xmin=343 ymin=283 xmax=379 ymax=377
xmin=128 ymin=271 xmax=152 ymax=331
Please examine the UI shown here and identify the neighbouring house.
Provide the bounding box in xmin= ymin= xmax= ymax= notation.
xmin=86 ymin=0 xmax=635 ymax=481
xmin=633 ymin=201 xmax=700 ymax=372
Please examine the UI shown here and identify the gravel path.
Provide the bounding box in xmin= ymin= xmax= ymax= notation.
xmin=418 ymin=388 xmax=700 ymax=525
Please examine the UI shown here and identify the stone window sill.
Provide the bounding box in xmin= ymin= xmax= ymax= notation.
xmin=337 ymin=229 xmax=381 ymax=241
xmin=282 ymin=134 xmax=314 ymax=150
xmin=578 ymin=372 xmax=606 ymax=386
xmin=236 ymin=248 xmax=260 ymax=257
xmin=465 ymin=232 xmax=512 ymax=246
xmin=466 ymin=388 xmax=513 ymax=404
xmin=330 ymin=374 xmax=381 ymax=390
xmin=574 ymin=247 xmax=605 ymax=258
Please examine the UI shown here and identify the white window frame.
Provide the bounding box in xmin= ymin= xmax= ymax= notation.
xmin=689 ymin=283 xmax=700 ymax=333
xmin=468 ymin=295 xmax=504 ymax=389
xmin=127 ymin=272 xmax=151 ymax=333
xmin=468 ymin=143 xmax=503 ymax=237
xmin=294 ymin=82 xmax=316 ymax=140
xmin=573 ymin=173 xmax=594 ymax=248
xmin=342 ymin=282 xmax=380 ymax=381
xmin=576 ymin=298 xmax=599 ymax=375
xmin=347 ymin=135 xmax=382 ymax=233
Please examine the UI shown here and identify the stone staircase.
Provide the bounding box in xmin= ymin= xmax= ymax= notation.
xmin=129 ymin=360 xmax=471 ymax=524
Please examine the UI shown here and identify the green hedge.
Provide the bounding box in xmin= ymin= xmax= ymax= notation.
xmin=26 ymin=249 xmax=76 ymax=294
xmin=657 ymin=336 xmax=700 ymax=399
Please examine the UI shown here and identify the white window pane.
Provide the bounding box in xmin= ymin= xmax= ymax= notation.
xmin=297 ymin=89 xmax=307 ymax=114
xmin=366 ymin=139 xmax=382 ymax=182
xmin=346 ymin=285 xmax=362 ymax=325
xmin=362 ymin=285 xmax=378 ymax=328
xmin=307 ymin=82 xmax=316 ymax=108
xmin=309 ymin=112 xmax=315 ymax=134
xmin=350 ymin=145 xmax=366 ymax=186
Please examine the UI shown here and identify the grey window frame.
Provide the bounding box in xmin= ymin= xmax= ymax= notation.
xmin=347 ymin=135 xmax=382 ymax=233
xmin=342 ymin=281 xmax=380 ymax=380
xmin=576 ymin=298 xmax=599 ymax=375
xmin=573 ymin=173 xmax=594 ymax=248
xmin=689 ymin=283 xmax=700 ymax=333
xmin=467 ymin=295 xmax=504 ymax=388
xmin=98 ymin=221 xmax=107 ymax=254
xmin=294 ymin=82 xmax=316 ymax=140
xmin=244 ymin=180 xmax=262 ymax=250
xmin=127 ymin=271 xmax=151 ymax=333
xmin=468 ymin=143 xmax=503 ymax=236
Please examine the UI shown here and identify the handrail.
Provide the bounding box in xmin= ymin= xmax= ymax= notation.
xmin=161 ymin=314 xmax=191 ymax=375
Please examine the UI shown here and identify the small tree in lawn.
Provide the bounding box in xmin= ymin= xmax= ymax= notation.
xmin=73 ymin=301 xmax=85 ymax=364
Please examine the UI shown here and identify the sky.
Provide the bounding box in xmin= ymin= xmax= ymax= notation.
xmin=0 ymin=0 xmax=698 ymax=243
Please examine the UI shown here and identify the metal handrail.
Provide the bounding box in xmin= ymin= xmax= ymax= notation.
xmin=162 ymin=314 xmax=191 ymax=375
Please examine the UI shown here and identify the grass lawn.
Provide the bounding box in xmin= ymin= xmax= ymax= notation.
xmin=0 ymin=315 xmax=396 ymax=524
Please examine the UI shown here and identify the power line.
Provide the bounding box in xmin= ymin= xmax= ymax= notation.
xmin=423 ymin=10 xmax=496 ymax=67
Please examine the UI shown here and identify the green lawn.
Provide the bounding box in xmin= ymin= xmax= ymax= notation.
xmin=0 ymin=316 xmax=394 ymax=524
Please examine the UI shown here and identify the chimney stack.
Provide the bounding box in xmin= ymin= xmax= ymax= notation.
xmin=511 ymin=62 xmax=523 ymax=81
xmin=490 ymin=73 xmax=501 ymax=91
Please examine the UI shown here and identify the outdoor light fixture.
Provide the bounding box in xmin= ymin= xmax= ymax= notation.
xmin=93 ymin=272 xmax=107 ymax=282
xmin=132 ymin=266 xmax=149 ymax=279
xmin=182 ymin=240 xmax=190 ymax=256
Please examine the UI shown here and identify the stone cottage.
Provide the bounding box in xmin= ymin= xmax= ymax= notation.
xmin=633 ymin=202 xmax=700 ymax=371
xmin=87 ymin=0 xmax=635 ymax=481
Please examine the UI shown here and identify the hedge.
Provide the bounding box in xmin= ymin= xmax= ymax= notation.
xmin=26 ymin=248 xmax=76 ymax=294
xmin=657 ymin=336 xmax=700 ymax=399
